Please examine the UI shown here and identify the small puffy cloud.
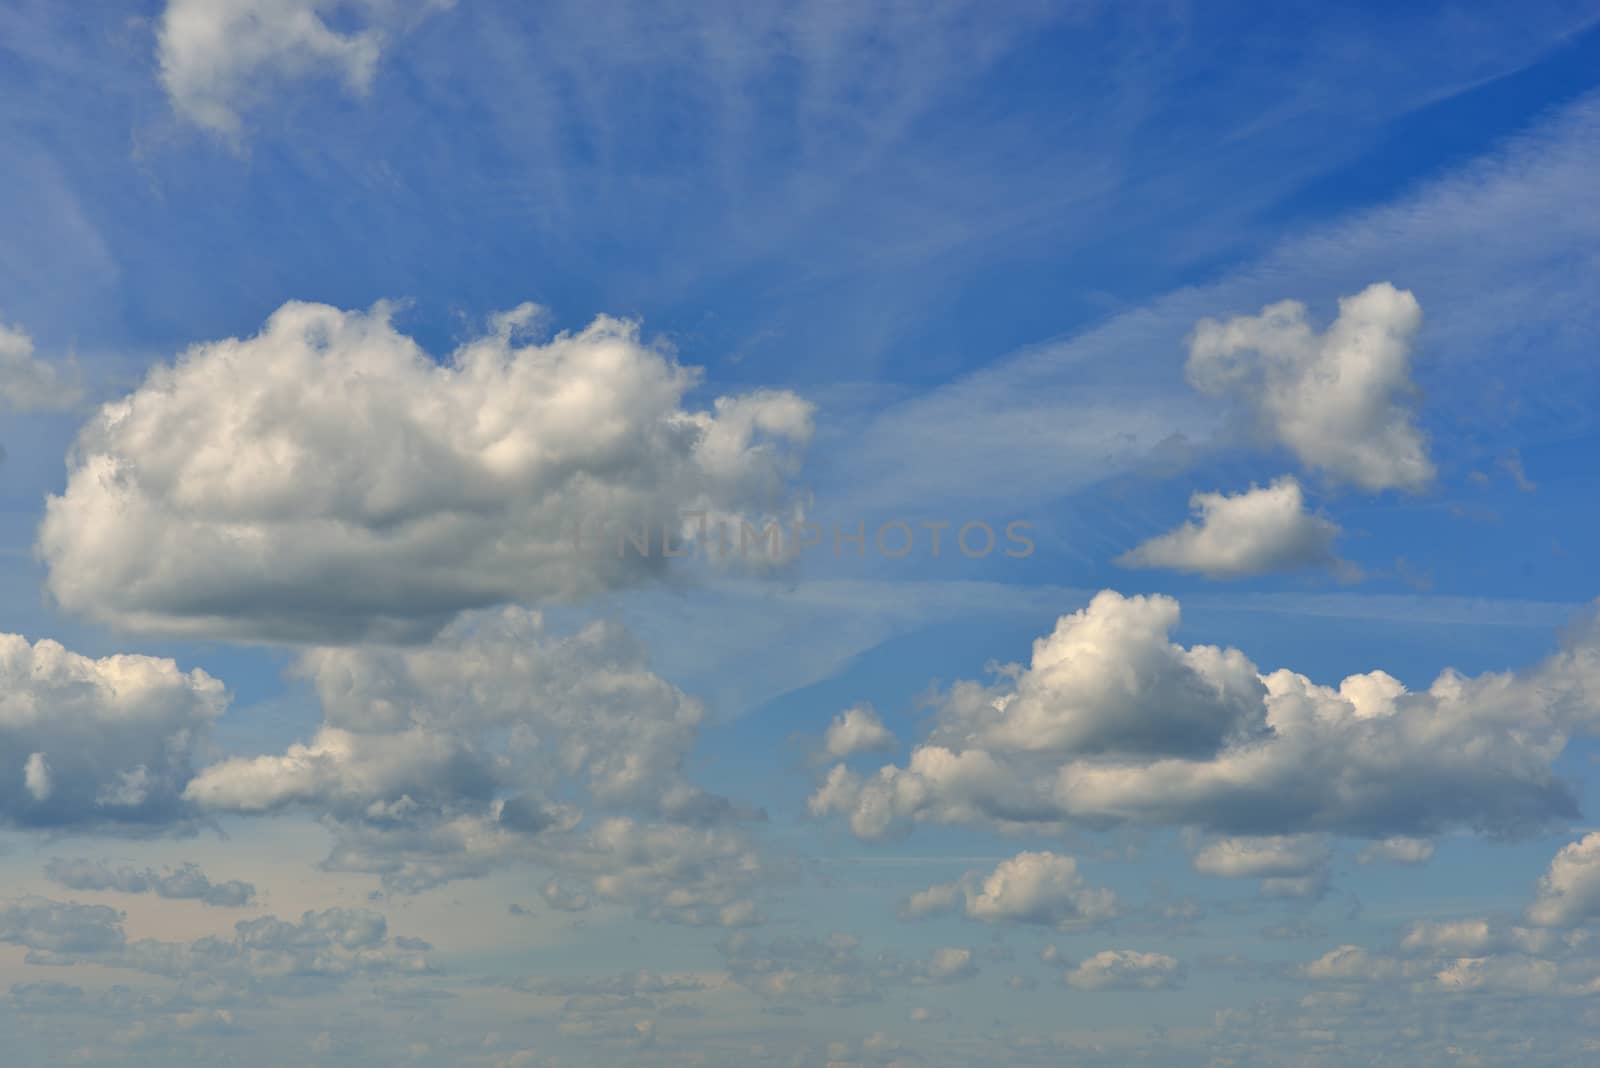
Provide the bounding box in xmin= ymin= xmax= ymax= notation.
xmin=1116 ymin=477 xmax=1347 ymax=579
xmin=1193 ymin=835 xmax=1331 ymax=898
xmin=157 ymin=0 xmax=452 ymax=135
xmin=811 ymin=591 xmax=1598 ymax=843
xmin=898 ymin=881 xmax=962 ymax=921
xmin=40 ymin=301 xmax=813 ymax=643
xmin=823 ymin=705 xmax=896 ymax=759
xmin=1186 ymin=282 xmax=1434 ymax=492
xmin=44 ymin=859 xmax=257 ymax=907
xmin=0 ymin=320 xmax=80 ymax=412
xmin=1063 ymin=950 xmax=1183 ymax=991
xmin=0 ymin=634 xmax=228 ymax=830
xmin=1527 ymin=832 xmax=1600 ymax=927
xmin=1301 ymin=945 xmax=1409 ymax=983
xmin=920 ymin=947 xmax=978 ymax=984
xmin=1357 ymin=837 xmax=1436 ymax=865
xmin=1192 ymin=835 xmax=1329 ymax=879
xmin=901 ymin=851 xmax=1118 ymax=929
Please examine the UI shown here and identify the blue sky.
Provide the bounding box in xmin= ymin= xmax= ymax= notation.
xmin=3 ymin=2 xmax=1600 ymax=1065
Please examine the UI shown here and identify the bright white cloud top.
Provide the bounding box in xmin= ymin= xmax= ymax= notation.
xmin=1186 ymin=282 xmax=1435 ymax=492
xmin=38 ymin=301 xmax=812 ymax=643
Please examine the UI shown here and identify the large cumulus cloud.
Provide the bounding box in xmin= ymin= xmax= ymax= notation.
xmin=39 ymin=301 xmax=812 ymax=643
xmin=810 ymin=590 xmax=1600 ymax=842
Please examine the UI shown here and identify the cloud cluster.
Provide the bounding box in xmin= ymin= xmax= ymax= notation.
xmin=157 ymin=0 xmax=453 ymax=135
xmin=39 ymin=301 xmax=812 ymax=643
xmin=185 ymin=607 xmax=765 ymax=920
xmin=0 ymin=634 xmax=227 ymax=830
xmin=1186 ymin=282 xmax=1434 ymax=492
xmin=811 ymin=590 xmax=1599 ymax=842
xmin=44 ymin=859 xmax=257 ymax=907
xmin=1116 ymin=477 xmax=1346 ymax=579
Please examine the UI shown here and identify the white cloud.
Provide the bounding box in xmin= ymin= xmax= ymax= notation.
xmin=0 ymin=634 xmax=227 ymax=830
xmin=39 ymin=301 xmax=812 ymax=643
xmin=823 ymin=704 xmax=896 ymax=759
xmin=0 ymin=320 xmax=79 ymax=412
xmin=1527 ymin=832 xmax=1600 ymax=928
xmin=901 ymin=851 xmax=1118 ymax=929
xmin=1062 ymin=950 xmax=1183 ymax=991
xmin=1187 ymin=282 xmax=1434 ymax=492
xmin=157 ymin=0 xmax=452 ymax=135
xmin=1116 ymin=477 xmax=1347 ymax=579
xmin=810 ymin=591 xmax=1599 ymax=842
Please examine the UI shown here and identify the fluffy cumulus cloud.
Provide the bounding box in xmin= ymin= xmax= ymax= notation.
xmin=1116 ymin=477 xmax=1347 ymax=579
xmin=811 ymin=591 xmax=1600 ymax=843
xmin=1527 ymin=833 xmax=1600 ymax=928
xmin=0 ymin=320 xmax=80 ymax=412
xmin=823 ymin=704 xmax=896 ymax=759
xmin=157 ymin=0 xmax=453 ymax=135
xmin=1186 ymin=282 xmax=1434 ymax=492
xmin=44 ymin=859 xmax=256 ymax=907
xmin=1062 ymin=950 xmax=1184 ymax=991
xmin=0 ymin=634 xmax=227 ymax=830
xmin=39 ymin=301 xmax=813 ymax=643
xmin=901 ymin=851 xmax=1118 ymax=929
xmin=184 ymin=607 xmax=764 ymax=920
